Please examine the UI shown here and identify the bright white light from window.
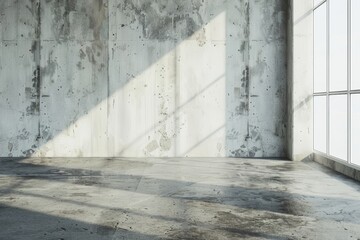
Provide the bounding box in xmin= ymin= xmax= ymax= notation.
xmin=329 ymin=95 xmax=347 ymax=160
xmin=352 ymin=0 xmax=360 ymax=90
xmin=314 ymin=2 xmax=327 ymax=93
xmin=329 ymin=0 xmax=348 ymax=91
xmin=351 ymin=94 xmax=360 ymax=165
xmin=314 ymin=96 xmax=327 ymax=153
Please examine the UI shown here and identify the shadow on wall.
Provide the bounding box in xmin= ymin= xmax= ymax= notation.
xmin=0 ymin=0 xmax=288 ymax=157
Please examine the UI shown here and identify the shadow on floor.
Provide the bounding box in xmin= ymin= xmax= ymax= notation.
xmin=0 ymin=204 xmax=161 ymax=240
xmin=1 ymin=157 xmax=360 ymax=239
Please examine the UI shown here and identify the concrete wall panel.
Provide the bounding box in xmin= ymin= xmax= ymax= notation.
xmin=0 ymin=0 xmax=288 ymax=158
xmin=287 ymin=0 xmax=314 ymax=161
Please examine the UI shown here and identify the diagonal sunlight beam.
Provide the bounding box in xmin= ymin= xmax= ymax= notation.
xmin=1 ymin=1 xmax=289 ymax=158
xmin=118 ymin=73 xmax=225 ymax=156
xmin=33 ymin=10 xmax=228 ymax=157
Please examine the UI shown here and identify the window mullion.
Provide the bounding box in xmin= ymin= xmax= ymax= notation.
xmin=348 ymin=0 xmax=352 ymax=163
xmin=326 ymin=0 xmax=330 ymax=156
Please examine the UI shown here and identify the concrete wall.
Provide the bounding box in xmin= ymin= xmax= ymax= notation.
xmin=287 ymin=0 xmax=313 ymax=161
xmin=0 ymin=0 xmax=288 ymax=158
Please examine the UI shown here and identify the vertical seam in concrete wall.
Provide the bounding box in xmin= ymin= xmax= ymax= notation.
xmin=246 ymin=0 xmax=250 ymax=144
xmin=174 ymin=41 xmax=178 ymax=156
xmin=36 ymin=0 xmax=42 ymax=144
xmin=287 ymin=0 xmax=294 ymax=160
xmin=107 ymin=0 xmax=110 ymax=157
xmin=284 ymin=0 xmax=293 ymax=159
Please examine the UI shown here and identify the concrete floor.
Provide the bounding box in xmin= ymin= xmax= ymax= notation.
xmin=0 ymin=158 xmax=360 ymax=240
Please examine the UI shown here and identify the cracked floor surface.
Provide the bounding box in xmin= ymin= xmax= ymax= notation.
xmin=0 ymin=157 xmax=360 ymax=239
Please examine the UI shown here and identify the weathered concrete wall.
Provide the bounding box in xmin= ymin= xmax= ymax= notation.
xmin=0 ymin=0 xmax=288 ymax=157
xmin=287 ymin=0 xmax=313 ymax=161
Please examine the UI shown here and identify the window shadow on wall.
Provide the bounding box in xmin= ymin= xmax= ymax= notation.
xmin=0 ymin=0 xmax=288 ymax=158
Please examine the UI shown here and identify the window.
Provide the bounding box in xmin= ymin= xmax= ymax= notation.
xmin=313 ymin=0 xmax=360 ymax=166
xmin=352 ymin=0 xmax=360 ymax=90
xmin=314 ymin=2 xmax=327 ymax=93
xmin=351 ymin=94 xmax=360 ymax=165
xmin=329 ymin=0 xmax=347 ymax=91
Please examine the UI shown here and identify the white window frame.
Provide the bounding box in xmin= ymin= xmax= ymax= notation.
xmin=313 ymin=0 xmax=360 ymax=167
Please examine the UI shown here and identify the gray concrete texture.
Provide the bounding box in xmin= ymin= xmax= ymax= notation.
xmin=1 ymin=157 xmax=360 ymax=239
xmin=0 ymin=0 xmax=288 ymax=157
xmin=287 ymin=0 xmax=313 ymax=162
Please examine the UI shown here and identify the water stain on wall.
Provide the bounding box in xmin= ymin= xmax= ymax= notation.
xmin=235 ymin=66 xmax=249 ymax=116
xmin=119 ymin=0 xmax=204 ymax=42
xmin=26 ymin=67 xmax=41 ymax=116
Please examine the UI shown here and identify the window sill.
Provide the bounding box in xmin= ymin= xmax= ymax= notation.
xmin=313 ymin=152 xmax=360 ymax=182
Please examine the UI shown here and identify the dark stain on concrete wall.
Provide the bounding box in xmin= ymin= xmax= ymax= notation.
xmin=51 ymin=0 xmax=75 ymax=40
xmin=236 ymin=66 xmax=249 ymax=116
xmin=26 ymin=0 xmax=41 ymax=117
xmin=119 ymin=0 xmax=204 ymax=41
xmin=48 ymin=0 xmax=107 ymax=44
xmin=26 ymin=66 xmax=41 ymax=116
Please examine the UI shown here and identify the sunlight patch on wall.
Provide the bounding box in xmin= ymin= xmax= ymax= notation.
xmin=34 ymin=11 xmax=227 ymax=157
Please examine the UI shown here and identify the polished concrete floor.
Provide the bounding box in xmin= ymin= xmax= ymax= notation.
xmin=0 ymin=157 xmax=360 ymax=240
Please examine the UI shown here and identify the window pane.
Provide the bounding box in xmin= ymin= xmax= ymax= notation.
xmin=329 ymin=0 xmax=348 ymax=91
xmin=329 ymin=95 xmax=347 ymax=160
xmin=352 ymin=0 xmax=360 ymax=90
xmin=314 ymin=3 xmax=327 ymax=93
xmin=314 ymin=96 xmax=327 ymax=153
xmin=351 ymin=94 xmax=360 ymax=165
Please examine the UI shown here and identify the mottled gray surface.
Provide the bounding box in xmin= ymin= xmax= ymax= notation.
xmin=287 ymin=0 xmax=313 ymax=161
xmin=0 ymin=157 xmax=360 ymax=239
xmin=0 ymin=0 xmax=288 ymax=157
